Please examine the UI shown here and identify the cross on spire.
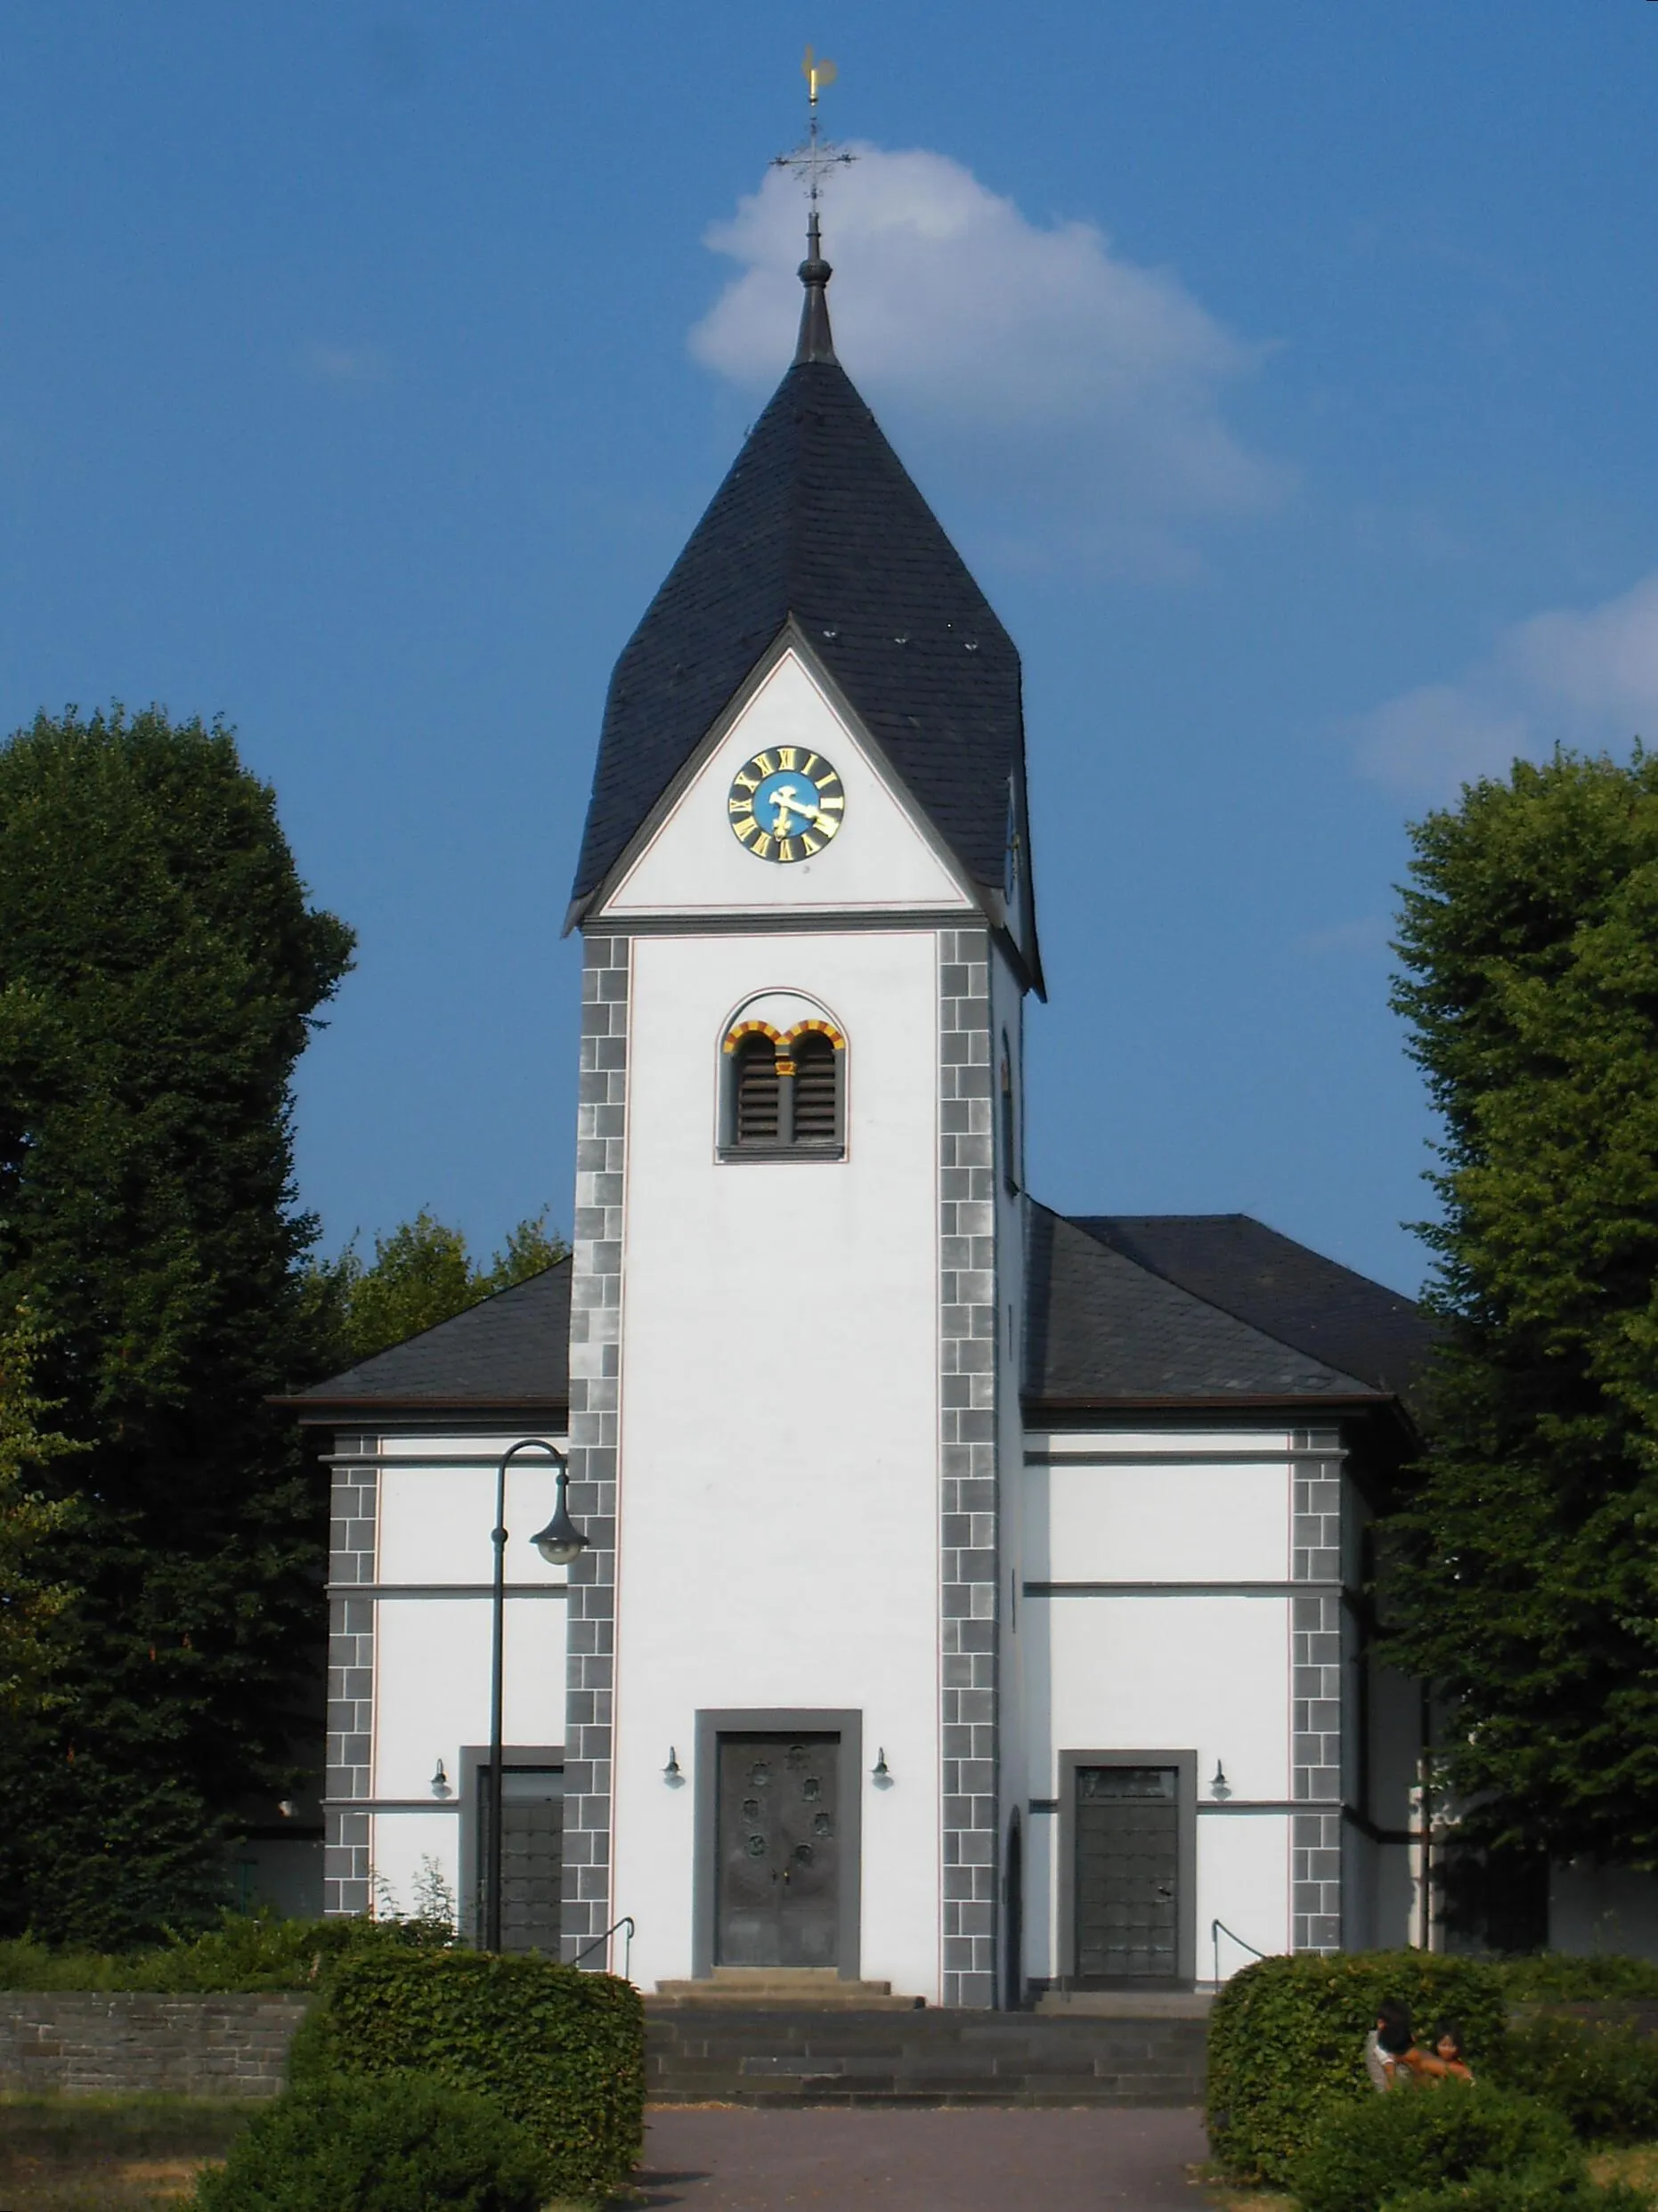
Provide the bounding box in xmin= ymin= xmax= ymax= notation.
xmin=771 ymin=45 xmax=855 ymax=210
xmin=773 ymin=47 xmax=852 ymax=366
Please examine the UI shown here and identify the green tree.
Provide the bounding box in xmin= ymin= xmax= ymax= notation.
xmin=311 ymin=1208 xmax=567 ymax=1367
xmin=1386 ymin=744 xmax=1658 ymax=1865
xmin=0 ymin=705 xmax=354 ymax=1943
xmin=0 ymin=1305 xmax=83 ymax=1712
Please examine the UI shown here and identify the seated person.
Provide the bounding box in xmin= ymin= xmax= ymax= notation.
xmin=1364 ymin=1999 xmax=1416 ymax=2090
xmin=1410 ymin=2021 xmax=1474 ymax=2084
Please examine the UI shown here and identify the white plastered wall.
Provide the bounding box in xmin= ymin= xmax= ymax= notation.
xmin=1021 ymin=1430 xmax=1298 ymax=1980
xmin=364 ymin=1432 xmax=570 ymax=1926
xmin=609 ymin=928 xmax=946 ymax=1998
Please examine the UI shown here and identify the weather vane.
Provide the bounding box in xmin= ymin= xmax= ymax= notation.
xmin=772 ymin=45 xmax=855 ymax=207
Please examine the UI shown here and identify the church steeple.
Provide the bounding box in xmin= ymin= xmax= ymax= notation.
xmin=793 ymin=211 xmax=836 ymax=367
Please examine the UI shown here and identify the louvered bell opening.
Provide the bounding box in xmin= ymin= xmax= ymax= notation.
xmin=734 ymin=1036 xmax=781 ymax=1143
xmin=792 ymin=1033 xmax=840 ymax=1143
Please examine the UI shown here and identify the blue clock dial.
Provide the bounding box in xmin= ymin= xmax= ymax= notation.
xmin=727 ymin=749 xmax=845 ymax=863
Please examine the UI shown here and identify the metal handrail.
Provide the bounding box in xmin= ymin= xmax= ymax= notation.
xmin=1211 ymin=1916 xmax=1267 ymax=1986
xmin=571 ymin=1915 xmax=636 ymax=1981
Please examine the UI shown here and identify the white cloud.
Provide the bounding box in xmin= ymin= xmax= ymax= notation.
xmin=690 ymin=148 xmax=1283 ymax=571
xmin=301 ymin=342 xmax=388 ymax=384
xmin=1354 ymin=573 xmax=1658 ymax=799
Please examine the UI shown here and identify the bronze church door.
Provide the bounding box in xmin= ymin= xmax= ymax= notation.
xmin=1074 ymin=1764 xmax=1181 ymax=1981
xmin=715 ymin=1734 xmax=841 ymax=1967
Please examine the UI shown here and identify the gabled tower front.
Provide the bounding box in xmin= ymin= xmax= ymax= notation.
xmin=562 ymin=224 xmax=1041 ymax=2007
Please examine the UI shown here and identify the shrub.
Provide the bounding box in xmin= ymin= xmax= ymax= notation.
xmin=1496 ymin=1954 xmax=1658 ymax=2005
xmin=1491 ymin=2014 xmax=1658 ymax=2143
xmin=0 ymin=1907 xmax=450 ymax=1992
xmin=1386 ymin=2168 xmax=1648 ymax=2212
xmin=192 ymin=2073 xmax=544 ymax=2212
xmin=1206 ymin=1950 xmax=1508 ymax=2184
xmin=292 ymin=1947 xmax=645 ymax=2202
xmin=1290 ymin=2081 xmax=1580 ymax=2212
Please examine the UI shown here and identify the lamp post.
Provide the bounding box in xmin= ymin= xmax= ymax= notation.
xmin=486 ymin=1438 xmax=588 ymax=1953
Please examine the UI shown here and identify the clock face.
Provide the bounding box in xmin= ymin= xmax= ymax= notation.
xmin=727 ymin=748 xmax=845 ymax=863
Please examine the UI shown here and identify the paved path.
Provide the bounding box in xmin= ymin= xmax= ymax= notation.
xmin=633 ymin=2107 xmax=1211 ymax=2209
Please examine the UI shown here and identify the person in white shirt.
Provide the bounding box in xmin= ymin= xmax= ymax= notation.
xmin=1364 ymin=1999 xmax=1416 ymax=2091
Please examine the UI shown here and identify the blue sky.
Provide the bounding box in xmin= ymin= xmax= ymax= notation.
xmin=4 ymin=2 xmax=1657 ymax=1296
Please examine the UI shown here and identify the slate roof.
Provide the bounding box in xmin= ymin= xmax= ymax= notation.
xmin=1024 ymin=1207 xmax=1392 ymax=1409
xmin=285 ymin=1213 xmax=1426 ymax=1423
xmin=284 ymin=1259 xmax=571 ymax=1414
xmin=1068 ymin=1214 xmax=1433 ymax=1401
xmin=567 ymin=282 xmax=1035 ymax=968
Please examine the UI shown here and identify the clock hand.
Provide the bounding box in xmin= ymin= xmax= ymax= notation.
xmin=768 ymin=784 xmax=831 ymax=834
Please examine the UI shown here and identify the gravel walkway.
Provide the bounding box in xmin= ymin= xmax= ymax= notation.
xmin=633 ymin=2106 xmax=1211 ymax=2208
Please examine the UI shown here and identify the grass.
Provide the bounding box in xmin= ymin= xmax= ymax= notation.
xmin=0 ymin=2095 xmax=605 ymax=2209
xmin=1194 ymin=2144 xmax=1658 ymax=2209
xmin=1593 ymin=2143 xmax=1658 ymax=2197
xmin=0 ymin=2095 xmax=249 ymax=2209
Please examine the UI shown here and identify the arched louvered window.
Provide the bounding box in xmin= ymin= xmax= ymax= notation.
xmin=791 ymin=1032 xmax=839 ymax=1143
xmin=733 ymin=1033 xmax=781 ymax=1143
xmin=720 ymin=1003 xmax=846 ymax=1159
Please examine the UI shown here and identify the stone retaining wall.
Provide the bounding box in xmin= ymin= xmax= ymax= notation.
xmin=0 ymin=1995 xmax=312 ymax=2099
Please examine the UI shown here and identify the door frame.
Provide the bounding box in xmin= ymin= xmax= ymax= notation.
xmin=1057 ymin=1748 xmax=1198 ymax=1987
xmin=693 ymin=1709 xmax=863 ymax=1980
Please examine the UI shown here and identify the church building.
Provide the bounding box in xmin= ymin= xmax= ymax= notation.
xmin=289 ymin=218 xmax=1434 ymax=2005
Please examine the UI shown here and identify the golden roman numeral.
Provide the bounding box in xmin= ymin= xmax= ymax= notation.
xmin=778 ymin=837 xmax=797 ymax=863
xmin=734 ymin=771 xmax=760 ymax=793
xmin=752 ymin=830 xmax=773 ymax=858
xmin=753 ymin=752 xmax=776 ymax=777
xmin=799 ymin=832 xmax=822 ymax=856
xmin=728 ymin=795 xmax=754 ymax=816
xmin=777 ymin=746 xmax=798 ymax=770
xmin=801 ymin=752 xmax=821 ymax=778
xmin=734 ymin=817 xmax=760 ymax=842
xmin=818 ymin=792 xmax=845 ymax=813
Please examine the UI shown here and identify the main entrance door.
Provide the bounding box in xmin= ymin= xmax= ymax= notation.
xmin=716 ymin=1733 xmax=841 ymax=1968
xmin=1074 ymin=1764 xmax=1180 ymax=1981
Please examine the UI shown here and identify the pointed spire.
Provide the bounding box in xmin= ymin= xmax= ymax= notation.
xmin=794 ymin=209 xmax=836 ymax=366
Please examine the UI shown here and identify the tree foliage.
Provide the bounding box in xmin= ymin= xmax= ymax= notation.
xmin=1385 ymin=744 xmax=1658 ymax=1864
xmin=0 ymin=705 xmax=354 ymax=1943
xmin=309 ymin=1208 xmax=567 ymax=1367
xmin=0 ymin=1304 xmax=83 ymax=1712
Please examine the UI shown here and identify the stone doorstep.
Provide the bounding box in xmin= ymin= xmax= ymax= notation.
xmin=1036 ymin=1991 xmax=1215 ymax=2019
xmin=653 ymin=1973 xmax=922 ymax=2010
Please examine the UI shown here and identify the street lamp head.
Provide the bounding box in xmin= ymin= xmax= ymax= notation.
xmin=532 ymin=1467 xmax=589 ymax=1567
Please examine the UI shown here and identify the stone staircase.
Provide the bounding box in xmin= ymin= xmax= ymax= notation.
xmin=645 ymin=1984 xmax=1209 ymax=2106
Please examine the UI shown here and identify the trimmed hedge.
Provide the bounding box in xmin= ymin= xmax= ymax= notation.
xmin=192 ymin=2073 xmax=545 ymax=2212
xmin=1290 ymin=2081 xmax=1579 ymax=2212
xmin=291 ymin=1948 xmax=645 ymax=2202
xmin=1497 ymin=1954 xmax=1658 ymax=2004
xmin=1206 ymin=1950 xmax=1508 ymax=2184
xmin=1491 ymin=2014 xmax=1658 ymax=2144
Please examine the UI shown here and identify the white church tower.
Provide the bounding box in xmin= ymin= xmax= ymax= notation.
xmin=558 ymin=217 xmax=1044 ymax=2007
